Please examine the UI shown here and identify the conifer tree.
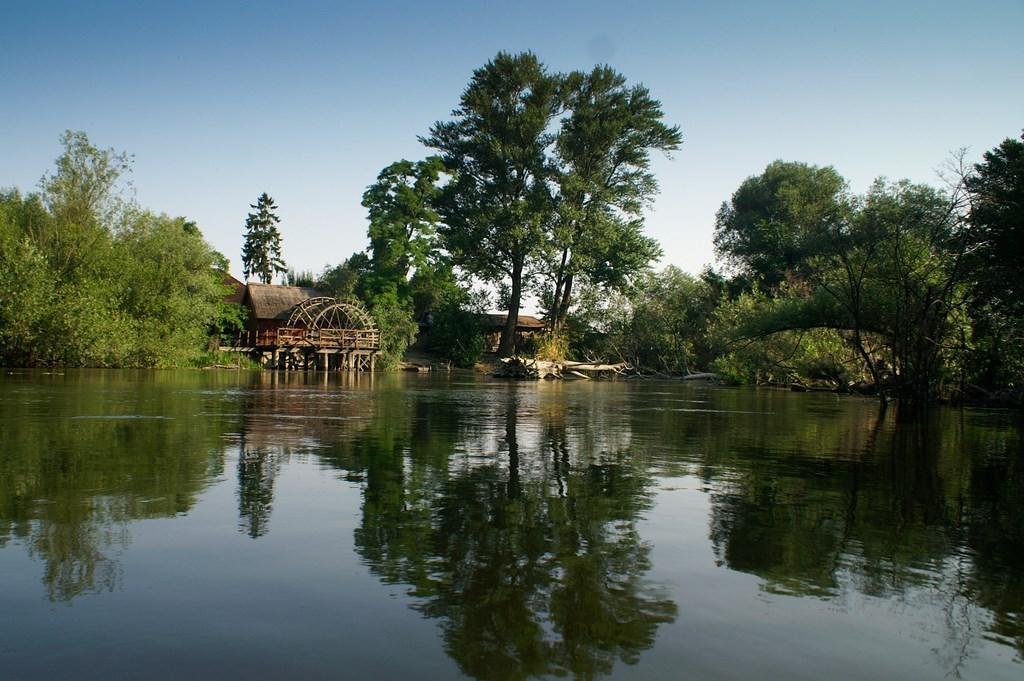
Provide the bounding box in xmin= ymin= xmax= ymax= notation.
xmin=241 ymin=192 xmax=286 ymax=284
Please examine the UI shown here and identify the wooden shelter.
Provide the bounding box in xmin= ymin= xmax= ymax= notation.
xmin=223 ymin=284 xmax=380 ymax=371
xmin=482 ymin=313 xmax=546 ymax=353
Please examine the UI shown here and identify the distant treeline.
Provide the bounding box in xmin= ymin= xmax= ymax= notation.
xmin=288 ymin=51 xmax=1023 ymax=403
xmin=582 ymin=140 xmax=1024 ymax=404
xmin=2 ymin=51 xmax=1021 ymax=403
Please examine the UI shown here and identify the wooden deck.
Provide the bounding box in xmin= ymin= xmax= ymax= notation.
xmin=223 ymin=327 xmax=381 ymax=351
xmin=220 ymin=327 xmax=381 ymax=371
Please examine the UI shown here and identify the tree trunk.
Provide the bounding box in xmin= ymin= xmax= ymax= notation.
xmin=498 ymin=257 xmax=524 ymax=357
xmin=555 ymin=272 xmax=574 ymax=333
xmin=505 ymin=397 xmax=520 ymax=499
xmin=549 ymin=248 xmax=569 ymax=332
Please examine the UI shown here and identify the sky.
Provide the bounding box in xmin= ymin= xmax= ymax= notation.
xmin=2 ymin=0 xmax=1022 ymax=283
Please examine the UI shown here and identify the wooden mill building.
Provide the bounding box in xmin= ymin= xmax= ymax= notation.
xmin=223 ymin=283 xmax=381 ymax=371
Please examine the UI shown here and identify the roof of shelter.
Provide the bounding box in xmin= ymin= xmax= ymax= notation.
xmin=482 ymin=313 xmax=546 ymax=330
xmin=244 ymin=283 xmax=323 ymax=321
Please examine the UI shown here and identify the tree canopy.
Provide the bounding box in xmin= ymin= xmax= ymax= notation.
xmin=714 ymin=161 xmax=850 ymax=289
xmin=966 ymin=133 xmax=1024 ymax=315
xmin=423 ymin=51 xmax=562 ymax=356
xmin=0 ymin=131 xmax=229 ymax=367
xmin=545 ymin=65 xmax=680 ymax=331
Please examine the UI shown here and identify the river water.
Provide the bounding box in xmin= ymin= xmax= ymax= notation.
xmin=0 ymin=370 xmax=1021 ymax=680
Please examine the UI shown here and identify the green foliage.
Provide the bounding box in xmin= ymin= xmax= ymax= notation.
xmin=532 ymin=332 xmax=569 ymax=362
xmin=424 ymin=51 xmax=562 ymax=356
xmin=427 ymin=288 xmax=489 ymax=368
xmin=323 ymin=162 xmax=487 ymax=372
xmin=545 ymin=65 xmax=680 ymax=330
xmin=210 ymin=297 xmax=246 ymax=339
xmin=0 ymin=199 xmax=54 ymax=365
xmin=0 ymin=132 xmax=230 ymax=368
xmin=188 ymin=349 xmax=262 ymax=369
xmin=424 ymin=54 xmax=680 ymax=350
xmin=360 ymin=157 xmax=445 ymax=303
xmin=715 ymin=175 xmax=973 ymax=400
xmin=284 ymin=268 xmax=317 ymax=288
xmin=317 ymin=252 xmax=371 ymax=300
xmin=961 ymin=134 xmax=1024 ymax=392
xmin=241 ymin=192 xmax=286 ymax=284
xmin=964 ymin=310 xmax=1024 ymax=390
xmin=714 ymin=161 xmax=850 ymax=288
xmin=114 ymin=212 xmax=228 ymax=367
xmin=600 ymin=267 xmax=724 ymax=374
xmin=37 ymin=130 xmax=132 ymax=279
xmin=711 ymin=291 xmax=863 ymax=386
xmin=370 ymin=293 xmax=419 ymax=369
xmin=966 ymin=133 xmax=1024 ymax=317
xmin=407 ymin=260 xmax=459 ymax=321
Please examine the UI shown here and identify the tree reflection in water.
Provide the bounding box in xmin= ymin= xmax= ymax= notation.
xmin=0 ymin=372 xmax=229 ymax=601
xmin=231 ymin=380 xmax=1023 ymax=676
xmin=2 ymin=373 xmax=1021 ymax=678
xmin=237 ymin=447 xmax=280 ymax=539
xmin=321 ymin=385 xmax=678 ymax=680
xmin=689 ymin=399 xmax=1024 ymax=669
xmin=231 ymin=371 xmax=379 ymax=538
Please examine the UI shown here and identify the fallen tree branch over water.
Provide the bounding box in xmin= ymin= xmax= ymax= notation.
xmin=493 ymin=357 xmax=630 ymax=379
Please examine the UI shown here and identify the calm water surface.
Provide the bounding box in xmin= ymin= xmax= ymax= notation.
xmin=0 ymin=370 xmax=1021 ymax=680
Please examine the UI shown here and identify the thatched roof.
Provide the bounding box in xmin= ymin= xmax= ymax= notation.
xmin=483 ymin=313 xmax=546 ymax=331
xmin=244 ymin=283 xmax=323 ymax=321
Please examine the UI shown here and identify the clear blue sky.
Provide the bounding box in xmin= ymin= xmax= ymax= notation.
xmin=2 ymin=0 xmax=1022 ymax=281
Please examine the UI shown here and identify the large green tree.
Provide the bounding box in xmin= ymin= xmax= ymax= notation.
xmin=958 ymin=133 xmax=1024 ymax=390
xmin=115 ymin=212 xmax=229 ymax=367
xmin=545 ymin=66 xmax=681 ymax=332
xmin=714 ymin=161 xmax=850 ymax=289
xmin=720 ymin=177 xmax=970 ymax=401
xmin=360 ymin=157 xmax=445 ymax=303
xmin=423 ymin=51 xmax=561 ymax=356
xmin=241 ymin=192 xmax=286 ymax=284
xmin=965 ymin=133 xmax=1024 ymax=315
xmin=0 ymin=132 xmax=132 ymax=365
xmin=36 ymin=130 xmax=131 ymax=279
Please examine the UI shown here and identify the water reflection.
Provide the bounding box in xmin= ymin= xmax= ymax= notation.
xmin=690 ymin=401 xmax=1024 ymax=667
xmin=0 ymin=371 xmax=228 ymax=600
xmin=335 ymin=387 xmax=677 ymax=679
xmin=231 ymin=372 xmax=378 ymax=536
xmin=0 ymin=372 xmax=1021 ymax=678
xmin=226 ymin=380 xmax=678 ymax=677
xmin=237 ymin=449 xmax=279 ymax=538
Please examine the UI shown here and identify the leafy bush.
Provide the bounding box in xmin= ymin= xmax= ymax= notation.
xmin=427 ymin=288 xmax=488 ymax=368
xmin=532 ymin=333 xmax=568 ymax=361
xmin=0 ymin=133 xmax=229 ymax=368
xmin=370 ymin=294 xmax=419 ymax=369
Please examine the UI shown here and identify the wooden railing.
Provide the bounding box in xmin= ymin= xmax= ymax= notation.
xmin=229 ymin=327 xmax=380 ymax=350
